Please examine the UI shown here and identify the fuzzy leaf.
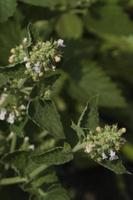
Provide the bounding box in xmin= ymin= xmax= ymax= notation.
xmin=31 ymin=143 xmax=73 ymax=166
xmin=0 ymin=0 xmax=17 ymax=22
xmin=56 ymin=13 xmax=83 ymax=39
xmin=86 ymin=5 xmax=133 ymax=37
xmin=2 ymin=151 xmax=32 ymax=176
xmin=41 ymin=186 xmax=71 ymax=200
xmin=69 ymin=61 xmax=127 ymax=107
xmin=28 ymin=98 xmax=65 ymax=139
xmin=78 ymin=96 xmax=99 ymax=130
xmin=99 ymin=160 xmax=130 ymax=174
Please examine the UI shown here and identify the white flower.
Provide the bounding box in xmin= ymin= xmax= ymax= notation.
xmin=52 ymin=66 xmax=56 ymax=71
xmin=109 ymin=150 xmax=118 ymax=161
xmin=25 ymin=62 xmax=31 ymax=69
xmin=96 ymin=126 xmax=101 ymax=133
xmin=10 ymin=48 xmax=15 ymax=54
xmin=19 ymin=104 xmax=26 ymax=110
xmin=57 ymin=39 xmax=65 ymax=47
xmin=102 ymin=152 xmax=107 ymax=160
xmin=23 ymin=37 xmax=28 ymax=44
xmin=29 ymin=144 xmax=35 ymax=150
xmin=24 ymin=136 xmax=29 ymax=142
xmin=0 ymin=108 xmax=7 ymax=120
xmin=23 ymin=56 xmax=29 ymax=62
xmin=8 ymin=55 xmax=15 ymax=63
xmin=0 ymin=93 xmax=8 ymax=106
xmin=33 ymin=65 xmax=41 ymax=74
xmin=7 ymin=112 xmax=15 ymax=124
xmin=85 ymin=143 xmax=94 ymax=153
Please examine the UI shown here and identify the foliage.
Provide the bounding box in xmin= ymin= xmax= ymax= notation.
xmin=0 ymin=0 xmax=133 ymax=200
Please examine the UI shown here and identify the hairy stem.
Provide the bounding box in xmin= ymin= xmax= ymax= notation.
xmin=0 ymin=176 xmax=27 ymax=186
xmin=10 ymin=133 xmax=17 ymax=153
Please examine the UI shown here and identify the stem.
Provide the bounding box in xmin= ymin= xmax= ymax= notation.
xmin=0 ymin=165 xmax=48 ymax=186
xmin=10 ymin=133 xmax=17 ymax=153
xmin=0 ymin=176 xmax=27 ymax=186
xmin=72 ymin=142 xmax=87 ymax=152
xmin=29 ymin=164 xmax=47 ymax=180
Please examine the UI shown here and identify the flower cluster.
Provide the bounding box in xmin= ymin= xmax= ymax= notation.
xmin=8 ymin=38 xmax=28 ymax=64
xmin=8 ymin=38 xmax=65 ymax=81
xmin=84 ymin=125 xmax=126 ymax=162
xmin=0 ymin=85 xmax=28 ymax=124
xmin=0 ymin=104 xmax=26 ymax=124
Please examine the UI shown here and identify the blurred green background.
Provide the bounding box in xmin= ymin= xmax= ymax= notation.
xmin=0 ymin=0 xmax=133 ymax=199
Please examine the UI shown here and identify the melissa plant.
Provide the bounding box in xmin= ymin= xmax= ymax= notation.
xmin=0 ymin=26 xmax=130 ymax=200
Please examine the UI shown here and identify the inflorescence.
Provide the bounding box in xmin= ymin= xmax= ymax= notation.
xmin=8 ymin=38 xmax=65 ymax=81
xmin=84 ymin=125 xmax=126 ymax=162
xmin=0 ymin=38 xmax=65 ymax=125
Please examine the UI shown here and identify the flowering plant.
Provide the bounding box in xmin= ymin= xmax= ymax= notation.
xmin=0 ymin=0 xmax=133 ymax=199
xmin=0 ymin=27 xmax=130 ymax=199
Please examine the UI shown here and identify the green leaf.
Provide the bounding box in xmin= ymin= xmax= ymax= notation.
xmin=99 ymin=160 xmax=130 ymax=174
xmin=31 ymin=143 xmax=73 ymax=166
xmin=0 ymin=0 xmax=17 ymax=22
xmin=78 ymin=96 xmax=99 ymax=130
xmin=19 ymin=0 xmax=66 ymax=8
xmin=0 ymin=73 xmax=8 ymax=87
xmin=41 ymin=186 xmax=71 ymax=200
xmin=2 ymin=150 xmax=48 ymax=179
xmin=0 ymin=21 xmax=25 ymax=65
xmin=71 ymin=121 xmax=85 ymax=140
xmin=2 ymin=151 xmax=32 ymax=176
xmin=0 ymin=64 xmax=26 ymax=83
xmin=56 ymin=13 xmax=83 ymax=39
xmin=10 ymin=118 xmax=28 ymax=137
xmin=28 ymin=98 xmax=65 ymax=139
xmin=19 ymin=0 xmax=85 ymax=10
xmin=29 ymin=172 xmax=58 ymax=188
xmin=86 ymin=5 xmax=133 ymax=37
xmin=69 ymin=61 xmax=127 ymax=107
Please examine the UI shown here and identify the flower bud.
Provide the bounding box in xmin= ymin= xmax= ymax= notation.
xmin=96 ymin=126 xmax=101 ymax=133
xmin=54 ymin=55 xmax=61 ymax=63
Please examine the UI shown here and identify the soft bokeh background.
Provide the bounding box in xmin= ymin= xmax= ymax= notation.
xmin=0 ymin=0 xmax=133 ymax=199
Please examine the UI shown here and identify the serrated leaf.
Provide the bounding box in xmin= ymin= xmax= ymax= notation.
xmin=0 ymin=0 xmax=17 ymax=22
xmin=99 ymin=160 xmax=130 ymax=174
xmin=86 ymin=5 xmax=133 ymax=37
xmin=31 ymin=144 xmax=73 ymax=166
xmin=69 ymin=61 xmax=126 ymax=107
xmin=56 ymin=13 xmax=83 ymax=39
xmin=78 ymin=96 xmax=99 ymax=130
xmin=28 ymin=98 xmax=65 ymax=139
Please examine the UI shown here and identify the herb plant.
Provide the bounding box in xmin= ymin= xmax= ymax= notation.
xmin=0 ymin=0 xmax=133 ymax=200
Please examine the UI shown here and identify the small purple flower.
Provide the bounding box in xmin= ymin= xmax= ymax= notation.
xmin=0 ymin=108 xmax=7 ymax=120
xmin=7 ymin=112 xmax=15 ymax=124
xmin=33 ymin=63 xmax=41 ymax=74
xmin=102 ymin=152 xmax=107 ymax=160
xmin=57 ymin=39 xmax=65 ymax=47
xmin=109 ymin=150 xmax=118 ymax=161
